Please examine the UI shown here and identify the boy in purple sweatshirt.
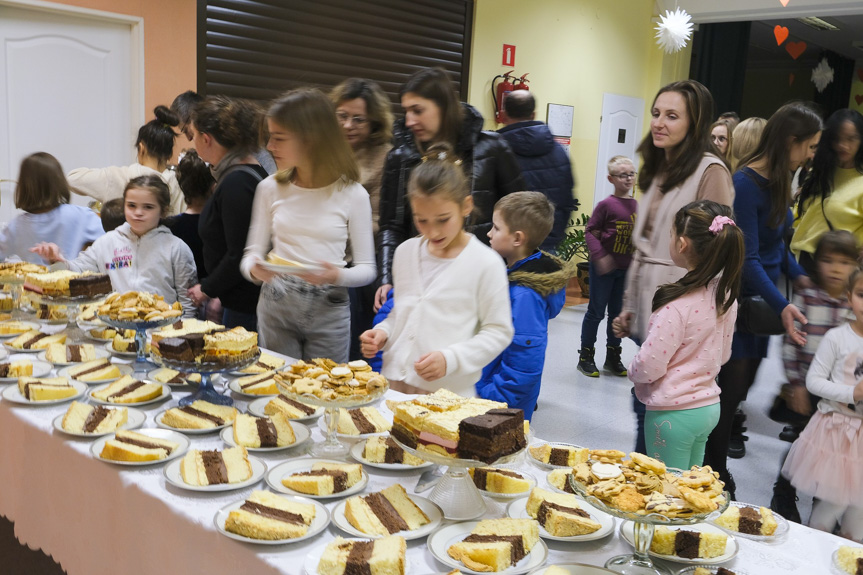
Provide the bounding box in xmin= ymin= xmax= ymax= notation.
xmin=578 ymin=156 xmax=638 ymax=377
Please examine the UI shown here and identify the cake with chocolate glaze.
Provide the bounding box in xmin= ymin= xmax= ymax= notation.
xmin=447 ymin=518 xmax=540 ymax=572
xmin=161 ymin=400 xmax=237 ymax=429
xmin=469 ymin=467 xmax=531 ymax=494
xmin=264 ymin=394 xmax=319 ymax=419
xmin=337 ymin=406 xmax=391 ymax=435
xmin=62 ymin=401 xmax=127 ymax=434
xmin=317 ymin=535 xmax=406 ymax=575
xmin=650 ymin=526 xmax=727 ymax=559
xmin=100 ymin=429 xmax=179 ymax=461
xmin=281 ymin=462 xmax=362 ymax=495
xmin=180 ymin=446 xmax=252 ymax=485
xmin=91 ymin=375 xmax=162 ymax=403
xmin=225 ymin=490 xmax=316 ymax=540
xmin=17 ymin=376 xmax=76 ymax=401
xmin=25 ymin=270 xmax=111 ymax=297
xmin=67 ymin=358 xmax=121 ymax=382
xmin=526 ymin=487 xmax=601 ymax=536
xmin=714 ymin=505 xmax=778 ymax=536
xmin=232 ymin=412 xmax=296 ymax=448
xmin=363 ymin=436 xmax=424 ymax=466
xmin=345 ymin=484 xmax=430 ymax=536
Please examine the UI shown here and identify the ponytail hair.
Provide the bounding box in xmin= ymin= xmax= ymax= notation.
xmin=652 ymin=200 xmax=744 ymax=315
xmin=407 ymin=142 xmax=470 ymax=206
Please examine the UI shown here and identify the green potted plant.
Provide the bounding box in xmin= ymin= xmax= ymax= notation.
xmin=556 ymin=212 xmax=591 ymax=298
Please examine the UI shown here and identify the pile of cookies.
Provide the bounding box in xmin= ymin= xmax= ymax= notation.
xmin=274 ymin=358 xmax=387 ymax=402
xmin=97 ymin=291 xmax=182 ymax=322
xmin=568 ymin=450 xmax=726 ymax=518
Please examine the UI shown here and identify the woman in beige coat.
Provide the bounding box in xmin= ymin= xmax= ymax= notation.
xmin=612 ymin=80 xmax=734 ymax=454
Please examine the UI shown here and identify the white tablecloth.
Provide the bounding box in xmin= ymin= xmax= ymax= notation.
xmin=0 ymin=356 xmax=850 ymax=575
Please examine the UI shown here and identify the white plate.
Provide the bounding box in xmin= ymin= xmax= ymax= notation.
xmin=527 ymin=441 xmax=589 ymax=470
xmin=220 ymin=420 xmax=311 ymax=452
xmin=707 ymin=501 xmax=790 ymax=542
xmin=261 ymin=259 xmax=323 ymax=275
xmin=506 ymin=495 xmax=615 ymax=541
xmin=52 ymin=406 xmax=146 ymax=437
xmin=527 ymin=566 xmax=618 ymax=575
xmin=155 ymin=407 xmax=236 ymax=435
xmin=214 ymin=494 xmax=330 ymax=545
xmin=1 ymin=379 xmax=86 ymax=405
xmin=247 ymin=396 xmax=324 ymax=422
xmin=90 ymin=428 xmax=190 ymax=466
xmin=228 ymin=377 xmax=279 ymax=398
xmin=58 ymin=363 xmax=134 ymax=385
xmin=676 ymin=566 xmax=751 ymax=575
xmin=164 ymin=454 xmax=266 ymax=492
xmin=0 ymin=358 xmax=52 ymax=383
xmin=619 ymin=521 xmax=738 ymax=565
xmin=318 ymin=413 xmax=390 ymax=438
xmin=427 ymin=520 xmax=549 ymax=575
xmin=146 ymin=367 xmax=200 ymax=387
xmin=104 ymin=340 xmax=143 ymax=358
xmin=88 ymin=382 xmax=171 ymax=406
xmin=348 ymin=438 xmax=434 ymax=471
xmin=266 ymin=458 xmax=369 ymax=499
xmin=303 ymin=538 xmax=414 ymax=575
xmin=4 ymin=341 xmax=45 ymax=354
xmin=475 ymin=469 xmax=537 ymax=499
xmin=38 ymin=346 xmax=110 ymax=366
xmin=331 ymin=493 xmax=443 ymax=540
xmin=0 ymin=322 xmax=40 ymax=338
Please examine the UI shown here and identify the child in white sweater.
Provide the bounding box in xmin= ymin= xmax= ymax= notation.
xmin=360 ymin=144 xmax=514 ymax=397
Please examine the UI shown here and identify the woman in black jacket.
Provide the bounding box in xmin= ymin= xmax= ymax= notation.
xmin=374 ymin=68 xmax=526 ymax=308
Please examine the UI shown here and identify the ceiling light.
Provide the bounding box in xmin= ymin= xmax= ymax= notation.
xmin=796 ymin=17 xmax=839 ymax=31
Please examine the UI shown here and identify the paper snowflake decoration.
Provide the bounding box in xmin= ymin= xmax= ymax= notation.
xmin=655 ymin=8 xmax=694 ymax=54
xmin=811 ymin=58 xmax=834 ymax=92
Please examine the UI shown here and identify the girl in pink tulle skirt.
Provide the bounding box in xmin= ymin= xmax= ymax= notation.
xmin=783 ymin=269 xmax=863 ymax=541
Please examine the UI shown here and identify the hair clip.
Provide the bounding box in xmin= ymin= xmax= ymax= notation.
xmin=709 ymin=215 xmax=735 ymax=235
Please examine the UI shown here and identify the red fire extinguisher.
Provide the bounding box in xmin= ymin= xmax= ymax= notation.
xmin=513 ymin=73 xmax=530 ymax=91
xmin=492 ymin=70 xmax=515 ymax=123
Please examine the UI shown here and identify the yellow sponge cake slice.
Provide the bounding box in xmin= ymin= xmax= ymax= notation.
xmin=235 ymin=372 xmax=278 ymax=395
xmin=62 ymin=401 xmax=127 ymax=434
xmin=180 ymin=446 xmax=252 ymax=485
xmin=238 ymin=352 xmax=285 ymax=374
xmin=525 ymin=487 xmax=601 ymax=536
xmin=18 ymin=376 xmax=76 ymax=401
xmin=46 ymin=343 xmax=97 ymax=363
xmin=345 ymin=484 xmax=430 ymax=536
xmin=447 ymin=518 xmax=540 ymax=572
xmin=337 ymin=406 xmax=391 ymax=435
xmin=100 ymin=429 xmax=180 ymax=461
xmin=232 ymin=412 xmax=296 ymax=448
xmin=91 ymin=375 xmax=163 ymax=403
xmin=68 ymin=358 xmax=121 ymax=382
xmin=162 ymin=400 xmax=237 ymax=429
xmin=317 ymin=536 xmax=406 ymax=575
xmin=9 ymin=330 xmax=66 ymax=350
xmin=281 ymin=462 xmax=362 ymax=495
xmin=225 ymin=490 xmax=316 ymax=540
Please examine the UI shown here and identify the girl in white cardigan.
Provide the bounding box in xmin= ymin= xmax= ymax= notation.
xmin=360 ymin=144 xmax=514 ymax=396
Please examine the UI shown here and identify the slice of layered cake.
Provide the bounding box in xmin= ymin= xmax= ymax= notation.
xmin=180 ymin=446 xmax=253 ymax=485
xmin=338 ymin=407 xmax=391 ymax=435
xmin=714 ymin=505 xmax=778 ymax=536
xmin=529 ymin=443 xmax=589 ymax=467
xmin=317 ymin=536 xmax=406 ymax=575
xmin=89 ymin=326 xmax=135 ymax=340
xmin=526 ymin=487 xmax=601 ymax=536
xmin=45 ymin=343 xmax=97 ymax=363
xmin=234 ymin=372 xmax=278 ymax=395
xmin=202 ymin=326 xmax=258 ymax=363
xmin=112 ymin=333 xmax=148 ymax=354
xmin=0 ymin=321 xmax=36 ymax=335
xmin=837 ymin=546 xmax=863 ymax=575
xmin=8 ymin=330 xmax=65 ymax=350
xmin=547 ymin=469 xmax=579 ymax=494
xmin=91 ymin=375 xmax=163 ymax=403
xmin=363 ymin=436 xmax=424 ymax=466
xmin=68 ymin=358 xmax=121 ymax=382
xmin=470 ymin=467 xmax=531 ymax=494
xmin=150 ymin=368 xmax=201 ymax=385
xmin=150 ymin=319 xmax=221 ymax=343
xmin=225 ymin=490 xmax=316 ymax=540
xmin=237 ymin=352 xmax=285 ymax=374
xmin=233 ymin=412 xmax=295 ymax=448
xmin=281 ymin=462 xmax=362 ymax=495
xmin=447 ymin=518 xmax=540 ymax=572
xmin=650 ymin=526 xmax=727 ymax=559
xmin=458 ymin=408 xmax=526 ymax=463
xmin=162 ymin=400 xmax=237 ymax=429
xmin=62 ymin=401 xmax=128 ymax=434
xmin=345 ymin=484 xmax=430 ymax=535
xmin=100 ymin=429 xmax=180 ymax=461
xmin=18 ymin=376 xmax=76 ymax=401
xmin=264 ymin=394 xmax=319 ymax=419
xmin=0 ymin=360 xmax=33 ymax=378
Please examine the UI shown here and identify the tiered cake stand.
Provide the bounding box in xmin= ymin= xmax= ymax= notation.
xmin=151 ymin=350 xmax=261 ymax=407
xmin=568 ymin=472 xmax=730 ymax=575
xmin=97 ymin=315 xmax=177 ymax=371
xmin=30 ymin=293 xmax=105 ymax=343
xmin=2 ymin=277 xmax=26 ymax=319
xmin=391 ymin=436 xmax=524 ymax=521
xmin=275 ymin=383 xmax=389 ymax=459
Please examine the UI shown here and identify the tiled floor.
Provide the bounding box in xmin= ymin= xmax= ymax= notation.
xmin=531 ymin=302 xmax=813 ymax=522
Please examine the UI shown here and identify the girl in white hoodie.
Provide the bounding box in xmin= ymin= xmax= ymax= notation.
xmin=31 ymin=175 xmax=197 ymax=316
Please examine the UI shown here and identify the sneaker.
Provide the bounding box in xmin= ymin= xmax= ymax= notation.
xmin=577 ymin=347 xmax=599 ymax=377
xmin=728 ymin=408 xmax=748 ymax=459
xmin=604 ymin=345 xmax=627 ymax=376
xmin=770 ymin=477 xmax=801 ymax=523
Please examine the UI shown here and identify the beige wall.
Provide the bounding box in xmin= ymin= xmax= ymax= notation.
xmin=48 ymin=0 xmax=197 ymax=115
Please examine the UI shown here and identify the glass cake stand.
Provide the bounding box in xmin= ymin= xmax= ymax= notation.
xmin=30 ymin=293 xmax=106 ymax=343
xmin=151 ymin=350 xmax=261 ymax=407
xmin=2 ymin=277 xmax=26 ymax=319
xmin=568 ymin=472 xmax=730 ymax=575
xmin=275 ymin=382 xmax=389 ymax=459
xmin=391 ymin=436 xmax=525 ymax=521
xmin=97 ymin=315 xmax=178 ymax=371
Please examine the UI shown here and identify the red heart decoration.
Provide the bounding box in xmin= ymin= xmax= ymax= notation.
xmin=780 ymin=0 xmax=790 ymax=6
xmin=858 ymin=69 xmax=863 ymax=82
xmin=786 ymin=41 xmax=807 ymax=60
xmin=856 ymin=95 xmax=863 ymax=106
xmin=774 ymin=25 xmax=789 ymax=46
xmin=789 ymin=73 xmax=795 ymax=86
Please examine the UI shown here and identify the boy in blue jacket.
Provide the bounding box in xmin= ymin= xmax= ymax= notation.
xmin=477 ymin=192 xmax=574 ymax=420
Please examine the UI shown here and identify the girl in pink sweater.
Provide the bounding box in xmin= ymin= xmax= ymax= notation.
xmin=628 ymin=200 xmax=744 ymax=468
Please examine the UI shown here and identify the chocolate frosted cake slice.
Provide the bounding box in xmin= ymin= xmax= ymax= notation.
xmin=157 ymin=337 xmax=196 ymax=362
xmin=457 ymin=408 xmax=526 ymax=463
xmin=68 ymin=274 xmax=112 ymax=297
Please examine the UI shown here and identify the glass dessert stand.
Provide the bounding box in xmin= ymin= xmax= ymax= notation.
xmin=30 ymin=293 xmax=105 ymax=343
xmin=275 ymin=383 xmax=389 ymax=459
xmin=568 ymin=473 xmax=730 ymax=575
xmin=97 ymin=315 xmax=177 ymax=371
xmin=2 ymin=278 xmax=27 ymax=320
xmin=391 ymin=436 xmax=524 ymax=521
xmin=152 ymin=350 xmax=261 ymax=407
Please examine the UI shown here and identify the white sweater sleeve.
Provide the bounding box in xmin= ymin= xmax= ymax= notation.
xmin=171 ymin=241 xmax=198 ymax=318
xmin=337 ymin=185 xmax=376 ymax=288
xmin=65 ymin=237 xmax=107 ymax=274
xmin=67 ymin=165 xmax=133 ymax=203
xmin=806 ymin=329 xmax=857 ymax=404
xmin=240 ymin=180 xmax=274 ymax=284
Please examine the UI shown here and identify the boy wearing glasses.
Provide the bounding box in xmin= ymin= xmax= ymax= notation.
xmin=578 ymin=155 xmax=638 ymax=378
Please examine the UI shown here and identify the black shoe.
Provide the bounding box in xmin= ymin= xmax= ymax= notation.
xmin=728 ymin=409 xmax=748 ymax=459
xmin=577 ymin=347 xmax=599 ymax=377
xmin=604 ymin=345 xmax=627 ymax=376
xmin=770 ymin=478 xmax=801 ymax=523
xmin=779 ymin=425 xmax=802 ymax=443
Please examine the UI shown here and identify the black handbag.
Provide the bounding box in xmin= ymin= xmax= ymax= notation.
xmin=736 ymin=295 xmax=785 ymax=335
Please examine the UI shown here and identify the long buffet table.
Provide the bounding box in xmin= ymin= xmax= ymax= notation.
xmin=0 ymin=351 xmax=852 ymax=575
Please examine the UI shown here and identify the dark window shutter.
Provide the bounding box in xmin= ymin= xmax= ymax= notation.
xmin=197 ymin=0 xmax=474 ymax=105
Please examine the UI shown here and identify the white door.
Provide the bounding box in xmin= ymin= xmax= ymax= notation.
xmin=593 ymin=93 xmax=644 ymax=208
xmin=0 ymin=3 xmax=140 ymax=223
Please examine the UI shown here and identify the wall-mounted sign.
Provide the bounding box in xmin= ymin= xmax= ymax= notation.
xmin=502 ymin=44 xmax=515 ymax=67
